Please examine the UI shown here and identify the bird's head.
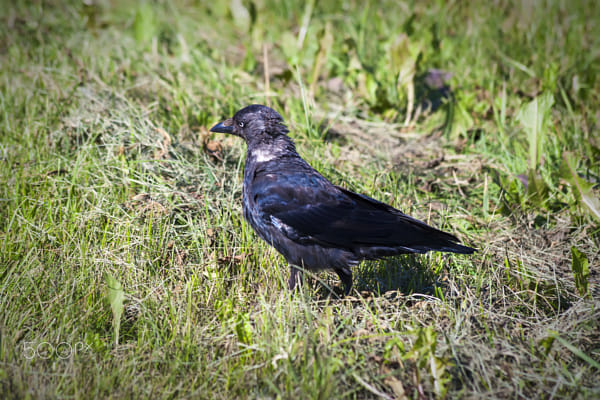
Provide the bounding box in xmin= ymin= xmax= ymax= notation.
xmin=210 ymin=104 xmax=289 ymax=141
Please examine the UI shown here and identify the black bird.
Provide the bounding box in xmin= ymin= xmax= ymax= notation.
xmin=211 ymin=105 xmax=475 ymax=295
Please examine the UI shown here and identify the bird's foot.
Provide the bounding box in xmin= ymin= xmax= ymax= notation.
xmin=334 ymin=267 xmax=353 ymax=296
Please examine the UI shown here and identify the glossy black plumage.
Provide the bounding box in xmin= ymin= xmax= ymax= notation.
xmin=211 ymin=105 xmax=475 ymax=294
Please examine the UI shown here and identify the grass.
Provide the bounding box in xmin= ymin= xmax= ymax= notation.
xmin=1 ymin=0 xmax=599 ymax=398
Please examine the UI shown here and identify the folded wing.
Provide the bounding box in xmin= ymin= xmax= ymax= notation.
xmin=253 ymin=173 xmax=474 ymax=257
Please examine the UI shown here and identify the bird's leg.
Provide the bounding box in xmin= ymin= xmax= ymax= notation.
xmin=287 ymin=265 xmax=303 ymax=291
xmin=334 ymin=267 xmax=353 ymax=295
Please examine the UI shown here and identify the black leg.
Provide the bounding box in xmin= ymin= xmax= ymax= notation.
xmin=334 ymin=267 xmax=353 ymax=295
xmin=288 ymin=265 xmax=303 ymax=291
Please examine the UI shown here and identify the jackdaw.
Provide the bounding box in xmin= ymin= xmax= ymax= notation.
xmin=211 ymin=104 xmax=475 ymax=295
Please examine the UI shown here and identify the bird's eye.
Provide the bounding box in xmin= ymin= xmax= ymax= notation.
xmin=238 ymin=121 xmax=244 ymax=127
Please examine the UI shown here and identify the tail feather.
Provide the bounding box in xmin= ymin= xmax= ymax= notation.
xmin=411 ymin=242 xmax=476 ymax=254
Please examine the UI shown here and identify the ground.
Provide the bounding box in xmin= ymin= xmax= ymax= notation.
xmin=1 ymin=0 xmax=599 ymax=398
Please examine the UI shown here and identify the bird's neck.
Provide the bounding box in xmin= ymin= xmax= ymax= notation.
xmin=246 ymin=134 xmax=298 ymax=164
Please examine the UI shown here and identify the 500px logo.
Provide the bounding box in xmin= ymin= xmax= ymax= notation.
xmin=22 ymin=341 xmax=92 ymax=360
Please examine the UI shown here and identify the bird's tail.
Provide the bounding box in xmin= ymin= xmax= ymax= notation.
xmin=394 ymin=214 xmax=476 ymax=255
xmin=424 ymin=242 xmax=476 ymax=254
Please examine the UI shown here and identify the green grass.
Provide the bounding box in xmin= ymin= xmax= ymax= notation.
xmin=1 ymin=0 xmax=599 ymax=398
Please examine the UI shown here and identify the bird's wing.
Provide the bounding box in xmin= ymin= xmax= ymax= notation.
xmin=253 ymin=172 xmax=472 ymax=254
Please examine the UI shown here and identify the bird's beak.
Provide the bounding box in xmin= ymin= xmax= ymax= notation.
xmin=210 ymin=118 xmax=234 ymax=134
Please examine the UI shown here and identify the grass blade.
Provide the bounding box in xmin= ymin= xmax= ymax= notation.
xmin=105 ymin=273 xmax=125 ymax=346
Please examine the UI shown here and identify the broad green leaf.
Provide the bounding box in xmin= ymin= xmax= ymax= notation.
xmin=538 ymin=335 xmax=556 ymax=358
xmin=571 ymin=246 xmax=589 ymax=296
xmin=229 ymin=0 xmax=250 ymax=32
xmin=235 ymin=312 xmax=253 ymax=345
xmin=310 ymin=22 xmax=334 ymax=93
xmin=527 ymin=168 xmax=549 ymax=206
xmin=561 ymin=152 xmax=600 ymax=221
xmin=389 ymin=34 xmax=412 ymax=80
xmin=516 ymin=91 xmax=554 ymax=168
xmin=542 ymin=62 xmax=559 ymax=92
xmin=446 ymin=92 xmax=475 ymax=140
xmin=389 ymin=34 xmax=421 ymax=124
xmin=383 ymin=337 xmax=405 ymax=362
xmin=402 ymin=327 xmax=451 ymax=398
xmin=280 ymin=31 xmax=299 ymax=65
xmin=105 ymin=273 xmax=125 ymax=345
xmin=356 ymin=71 xmax=378 ymax=105
xmin=133 ymin=3 xmax=157 ymax=44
